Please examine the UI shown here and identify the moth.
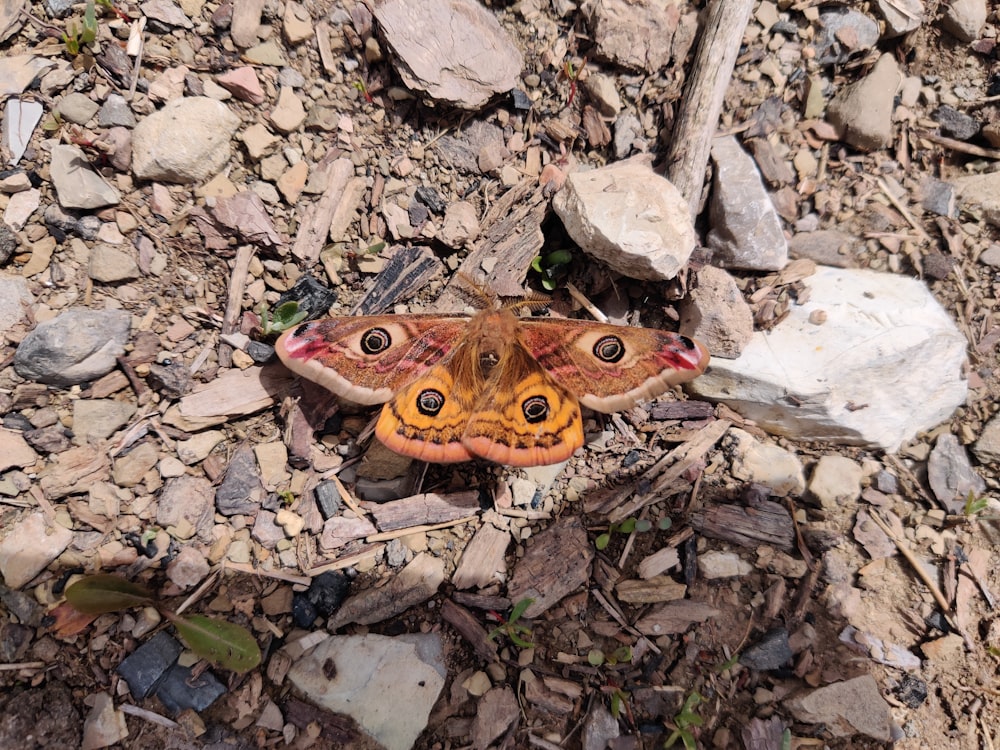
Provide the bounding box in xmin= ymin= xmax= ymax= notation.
xmin=275 ymin=306 xmax=709 ymax=467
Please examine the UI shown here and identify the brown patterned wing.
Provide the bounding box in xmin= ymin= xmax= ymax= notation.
xmin=519 ymin=318 xmax=710 ymax=412
xmin=274 ymin=314 xmax=470 ymax=405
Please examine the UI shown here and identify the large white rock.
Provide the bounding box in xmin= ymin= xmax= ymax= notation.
xmin=553 ymin=157 xmax=695 ymax=280
xmin=688 ymin=266 xmax=967 ymax=451
xmin=287 ymin=633 xmax=445 ymax=750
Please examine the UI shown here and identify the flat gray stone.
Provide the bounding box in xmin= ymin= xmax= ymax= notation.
xmin=50 ymin=145 xmax=121 ymax=209
xmin=372 ymin=0 xmax=522 ymax=109
xmin=89 ymin=244 xmax=141 ymax=282
xmin=14 ymin=309 xmax=131 ymax=386
xmin=72 ymin=399 xmax=136 ymax=444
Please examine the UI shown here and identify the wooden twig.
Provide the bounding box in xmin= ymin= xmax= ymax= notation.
xmin=914 ymin=129 xmax=1000 ymax=160
xmin=867 ymin=511 xmax=949 ymax=610
xmin=366 ymin=514 xmax=478 ymax=542
xmin=875 ymin=177 xmax=931 ymax=243
xmin=665 ymin=0 xmax=755 ymax=218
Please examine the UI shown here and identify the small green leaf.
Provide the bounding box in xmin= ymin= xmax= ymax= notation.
xmin=168 ymin=613 xmax=262 ymax=673
xmin=634 ymin=519 xmax=652 ymax=533
xmin=612 ymin=645 xmax=632 ymax=663
xmin=530 ymin=255 xmax=544 ymax=273
xmin=658 ymin=517 xmax=672 ymax=531
xmin=595 ymin=533 xmax=610 ymax=550
xmin=543 ymin=249 xmax=573 ymax=266
xmin=266 ymin=301 xmax=308 ymax=334
xmin=508 ymin=597 xmax=534 ymax=624
xmin=618 ymin=518 xmax=636 ymax=534
xmin=587 ymin=649 xmax=605 ymax=666
xmin=65 ymin=574 xmax=154 ymax=614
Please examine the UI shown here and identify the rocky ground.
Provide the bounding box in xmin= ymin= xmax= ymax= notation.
xmin=1 ymin=0 xmax=1000 ymax=748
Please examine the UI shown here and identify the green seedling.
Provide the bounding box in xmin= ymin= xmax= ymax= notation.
xmin=963 ymin=490 xmax=989 ymax=516
xmin=588 ymin=644 xmax=632 ymax=667
xmin=664 ymin=691 xmax=704 ymax=750
xmin=63 ymin=0 xmax=98 ymax=55
xmin=65 ymin=573 xmax=261 ymax=673
xmin=487 ymin=597 xmax=535 ymax=649
xmin=530 ymin=248 xmax=572 ymax=291
xmin=260 ymin=300 xmax=308 ymax=336
xmin=605 ymin=683 xmax=632 ymax=722
xmin=596 ymin=517 xmax=653 ymax=550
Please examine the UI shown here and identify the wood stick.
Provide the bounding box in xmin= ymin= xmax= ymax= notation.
xmin=219 ymin=243 xmax=254 ymax=369
xmin=665 ymin=0 xmax=755 ymax=218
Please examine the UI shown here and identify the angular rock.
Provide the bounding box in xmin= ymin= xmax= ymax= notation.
xmin=72 ymin=399 xmax=136 ymax=444
xmin=785 ymin=675 xmax=892 ymax=741
xmin=952 ymin=172 xmax=1000 ymax=228
xmin=972 ymin=414 xmax=1000 ymax=465
xmin=807 ymin=455 xmax=864 ymax=509
xmin=4 ymin=99 xmax=44 ymax=165
xmin=826 ymin=54 xmax=901 ymax=151
xmin=707 ymin=135 xmax=788 ymax=271
xmin=132 ymin=97 xmax=241 ymax=183
xmin=0 ymin=511 xmax=74 ymax=588
xmin=81 ymin=692 xmax=128 ymax=750
xmin=814 ymin=8 xmax=879 ymax=63
xmin=727 ymin=427 xmax=806 ymax=497
xmin=588 ymin=0 xmax=679 ymax=72
xmin=679 ymin=265 xmax=753 ymax=359
xmin=0 ymin=428 xmax=38 ymax=472
xmin=0 ymin=273 xmax=34 ymax=336
xmin=287 ymin=633 xmax=446 ymax=750
xmin=689 ymin=267 xmax=967 ymax=451
xmin=14 ymin=309 xmax=131 ymax=386
xmin=55 ymin=92 xmax=99 ymax=124
xmin=940 ymin=0 xmax=986 ymax=42
xmin=88 ymin=244 xmax=141 ymax=282
xmin=875 ymin=0 xmax=923 ymax=37
xmin=50 ymin=145 xmax=121 ymax=209
xmin=156 ymin=475 xmax=214 ymax=541
xmin=372 ymin=0 xmax=522 ymax=109
xmin=553 ymin=157 xmax=695 ymax=281
xmin=788 ymin=229 xmax=861 ymax=268
xmin=927 ymin=433 xmax=986 ymax=513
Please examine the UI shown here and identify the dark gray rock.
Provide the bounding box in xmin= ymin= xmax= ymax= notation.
xmin=116 ymin=630 xmax=183 ymax=699
xmin=14 ymin=309 xmax=131 ymax=385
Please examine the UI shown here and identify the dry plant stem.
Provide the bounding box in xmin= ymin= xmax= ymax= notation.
xmin=866 ymin=510 xmax=975 ymax=649
xmin=665 ymin=0 xmax=755 ymax=217
xmin=0 ymin=661 xmax=45 ymax=671
xmin=565 ymin=282 xmax=609 ymax=323
xmin=366 ymin=514 xmax=478 ymax=542
xmin=915 ymin=128 xmax=1000 ymax=159
xmin=219 ymin=244 xmax=254 ymax=369
xmin=876 ymin=177 xmax=931 ymax=243
xmin=119 ymin=703 xmax=180 ymax=729
xmin=175 ymin=569 xmax=219 ymax=616
xmin=304 ymin=544 xmax=382 ymax=576
xmin=224 ymin=561 xmax=312 ymax=586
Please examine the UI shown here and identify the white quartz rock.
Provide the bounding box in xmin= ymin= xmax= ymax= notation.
xmin=688 ymin=266 xmax=967 ymax=451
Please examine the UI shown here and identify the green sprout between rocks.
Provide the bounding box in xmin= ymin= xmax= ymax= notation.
xmin=65 ymin=573 xmax=262 ymax=673
xmin=590 ymin=646 xmax=635 ymax=721
xmin=663 ymin=691 xmax=704 ymax=750
xmin=62 ymin=0 xmax=98 ymax=55
xmin=486 ymin=597 xmax=535 ymax=649
xmin=259 ymin=300 xmax=308 ymax=336
xmin=963 ymin=490 xmax=989 ymax=516
xmin=596 ymin=516 xmax=670 ymax=550
xmin=530 ymin=248 xmax=573 ymax=291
